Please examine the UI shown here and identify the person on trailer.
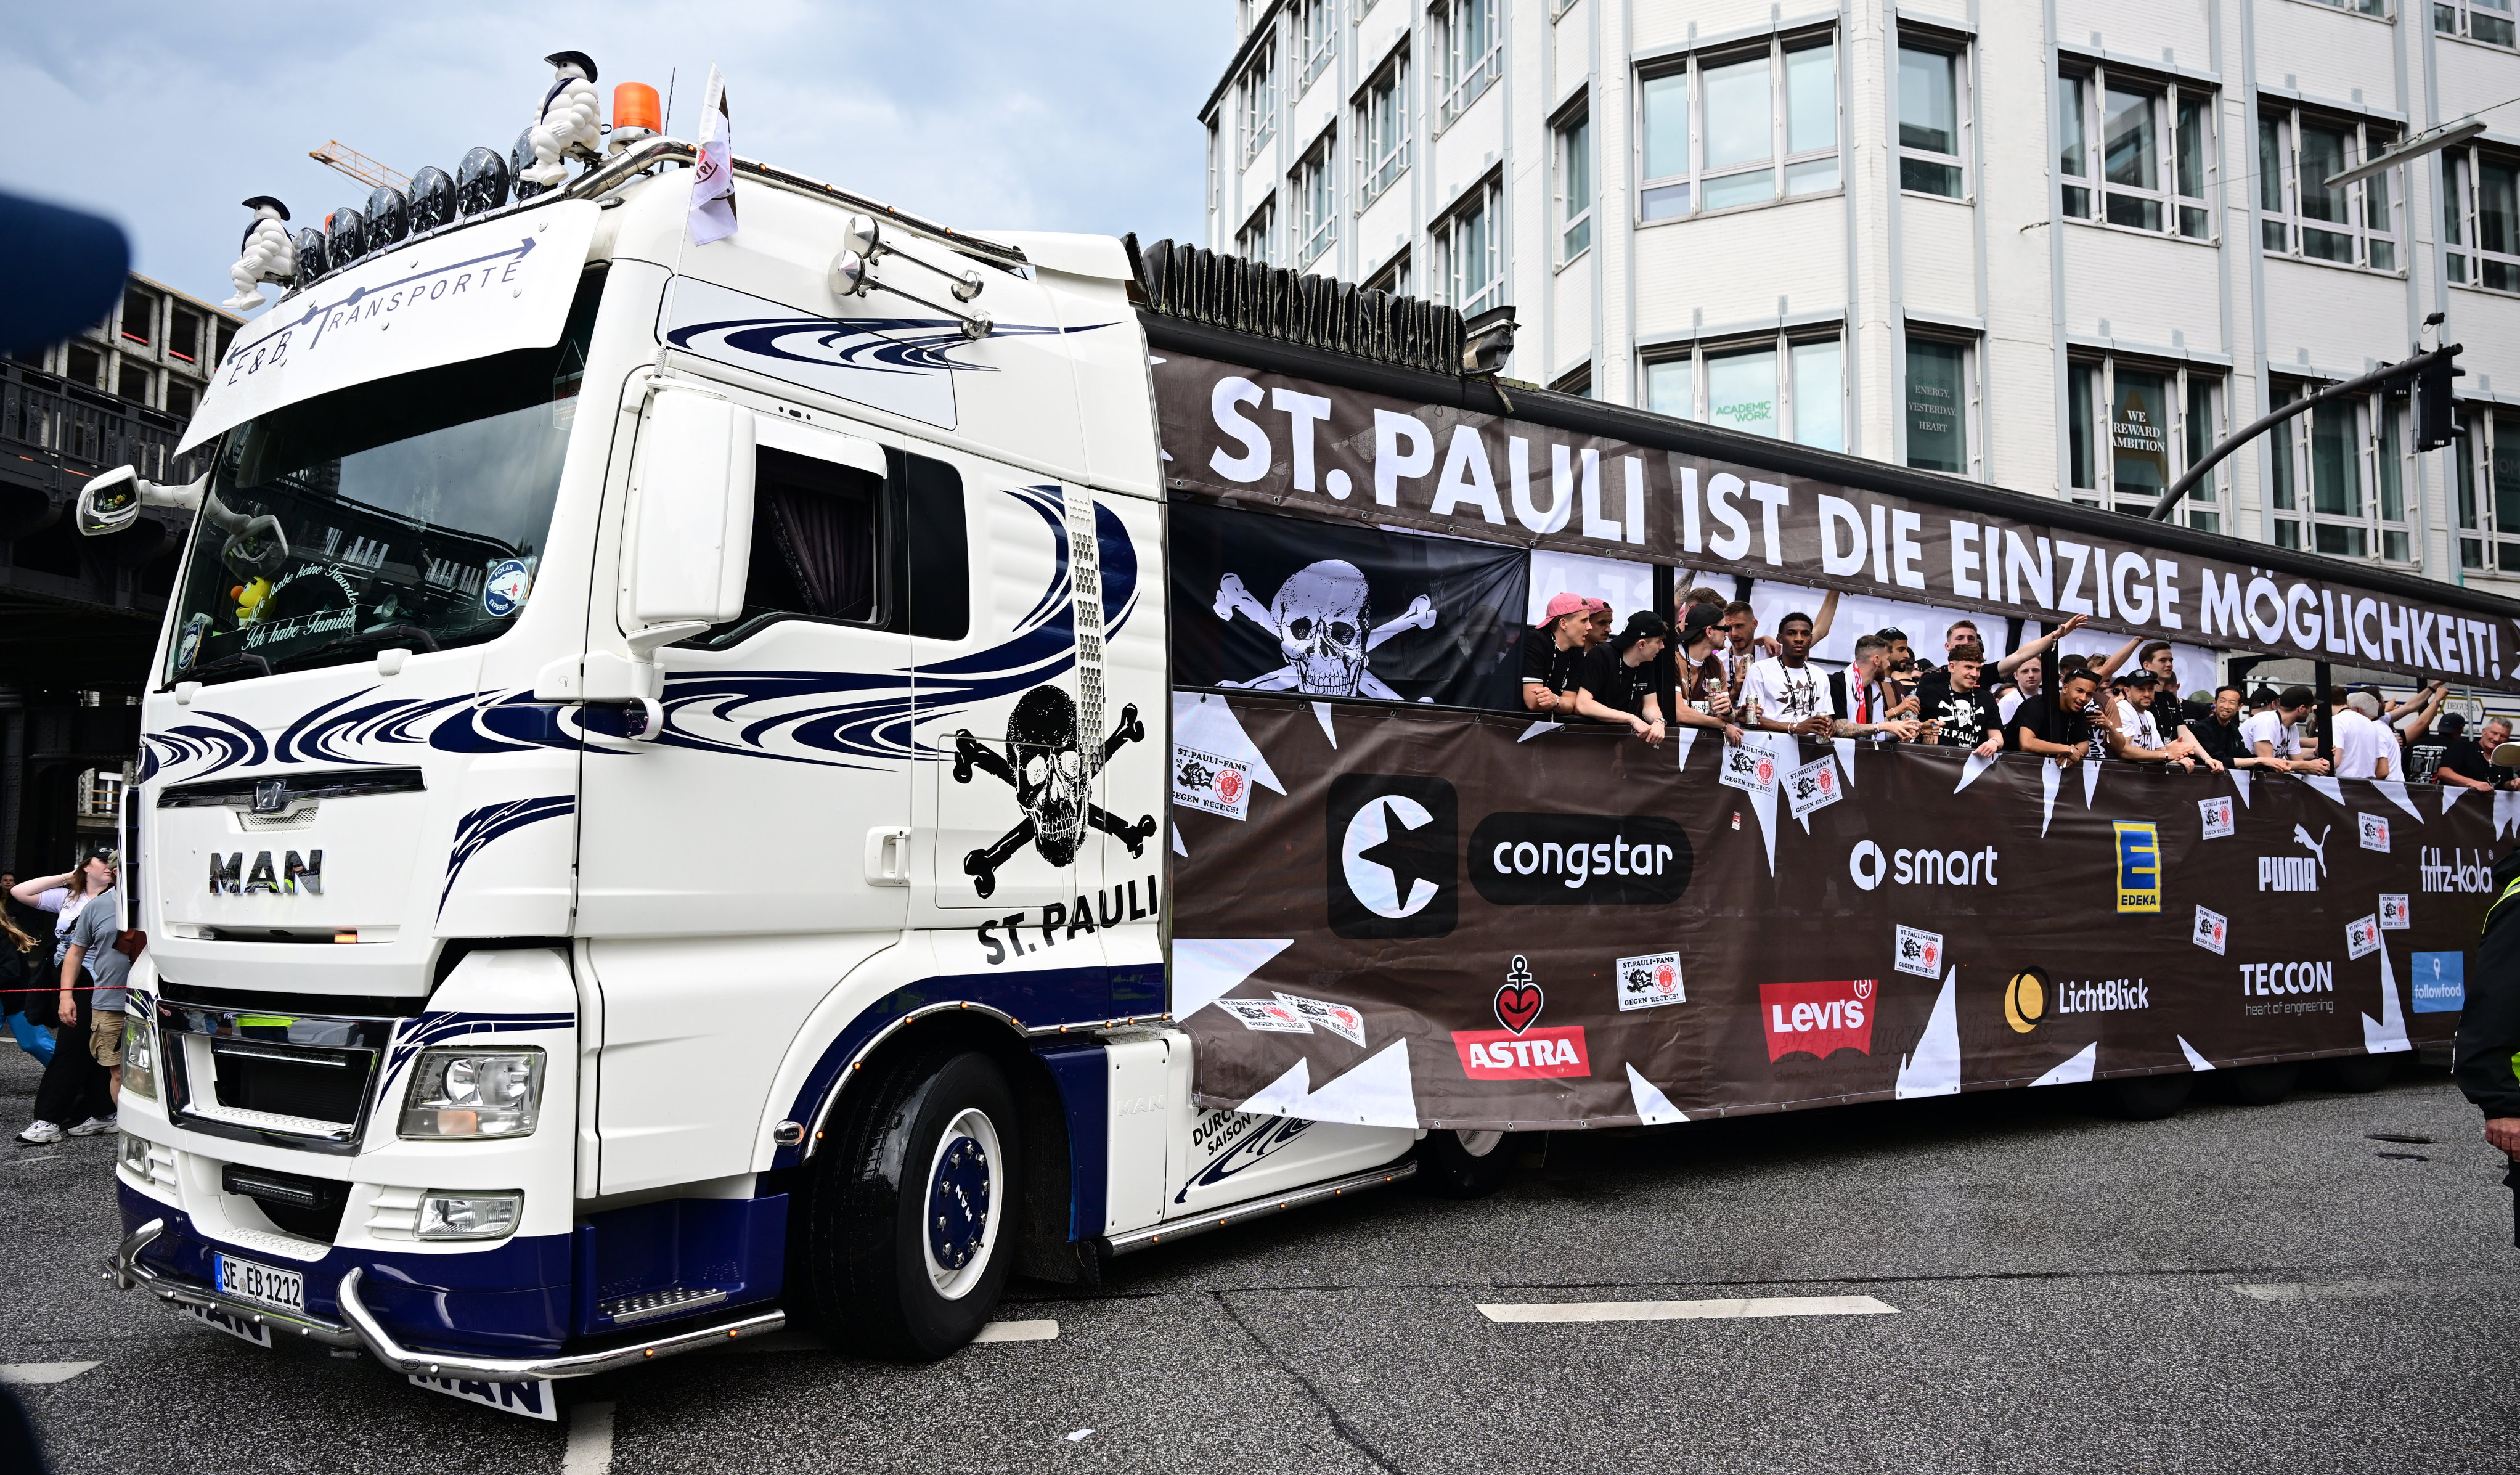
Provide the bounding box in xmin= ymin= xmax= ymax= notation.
xmin=1522 ymin=593 xmax=1591 ymax=716
xmin=2243 ymin=685 xmax=2327 ymax=774
xmin=1829 ymin=634 xmax=1920 ymax=743
xmin=2326 ymin=688 xmax=2393 ymax=780
xmin=1573 ymin=611 xmax=1670 ymax=747
xmin=1662 ymin=602 xmax=1744 ymax=745
xmin=1926 ymin=644 xmax=2003 ymax=756
xmin=1743 ymin=611 xmax=1837 ymax=738
xmin=2012 ymin=666 xmax=2104 ymax=766
xmin=2187 ymin=685 xmax=2252 ymax=770
xmin=2438 ymin=716 xmax=2520 ymax=793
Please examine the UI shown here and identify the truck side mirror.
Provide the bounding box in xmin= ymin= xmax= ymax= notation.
xmin=622 ymin=390 xmax=756 ymax=629
xmin=76 ymin=466 xmax=144 ymax=536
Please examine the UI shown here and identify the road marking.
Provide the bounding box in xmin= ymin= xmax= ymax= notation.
xmin=562 ymin=1400 xmax=614 ymax=1475
xmin=1478 ymin=1295 xmax=1898 ymax=1323
xmin=0 ymin=1362 xmax=97 ymax=1385
xmin=974 ymin=1318 xmax=1059 ymax=1343
xmin=2228 ymin=1281 xmax=2399 ymax=1302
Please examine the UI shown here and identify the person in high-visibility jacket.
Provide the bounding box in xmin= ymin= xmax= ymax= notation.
xmin=2456 ymin=845 xmax=2520 ymax=1243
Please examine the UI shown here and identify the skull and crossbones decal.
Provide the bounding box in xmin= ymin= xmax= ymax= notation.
xmin=951 ymin=685 xmax=1157 ymax=899
xmin=1212 ymin=559 xmax=1437 ymax=700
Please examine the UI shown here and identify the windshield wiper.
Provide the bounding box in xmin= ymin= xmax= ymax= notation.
xmin=177 ymin=652 xmax=272 ymax=687
xmin=269 ymin=624 xmax=444 ymax=674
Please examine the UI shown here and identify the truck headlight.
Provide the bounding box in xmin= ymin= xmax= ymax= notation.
xmin=398 ymin=1048 xmax=544 ymax=1140
xmin=121 ymin=1011 xmax=157 ymax=1101
xmin=417 ymin=1190 xmax=523 ymax=1240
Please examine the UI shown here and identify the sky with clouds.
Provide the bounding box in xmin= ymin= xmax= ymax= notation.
xmin=0 ymin=1 xmax=1229 ymax=310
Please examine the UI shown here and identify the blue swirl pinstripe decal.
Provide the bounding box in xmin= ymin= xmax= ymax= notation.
xmin=664 ymin=315 xmax=1114 ymax=376
xmin=439 ymin=796 xmax=576 ymax=914
xmin=138 ymin=711 xmax=268 ymax=782
xmin=383 ymin=1009 xmax=576 ymax=1090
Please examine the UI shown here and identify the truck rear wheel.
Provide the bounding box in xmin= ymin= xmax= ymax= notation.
xmin=2314 ymin=1053 xmax=2396 ymax=1093
xmin=2211 ymin=1062 xmax=2300 ymax=1106
xmin=1411 ymin=1128 xmax=1517 ymax=1198
xmin=799 ymin=1049 xmax=1021 ymax=1362
xmin=2100 ymin=1073 xmax=2193 ymax=1121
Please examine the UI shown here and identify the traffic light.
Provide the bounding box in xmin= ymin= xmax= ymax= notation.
xmin=2417 ymin=341 xmax=2464 ymax=452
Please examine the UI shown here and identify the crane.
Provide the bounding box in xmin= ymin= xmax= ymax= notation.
xmin=308 ymin=141 xmax=410 ymax=194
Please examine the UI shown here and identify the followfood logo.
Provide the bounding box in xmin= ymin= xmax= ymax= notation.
xmin=2113 ymin=822 xmax=2161 ymax=913
xmin=2261 ymin=824 xmax=2330 ymax=892
xmin=1760 ymin=979 xmax=1875 ymax=1061
xmin=1327 ymin=775 xmax=1457 ymax=939
xmin=1848 ymin=841 xmax=2000 ymax=891
xmin=1469 ymin=813 xmax=1690 ymax=905
xmin=2422 ymin=846 xmax=2496 ymax=894
xmin=2412 ymin=952 xmax=2466 ymax=1013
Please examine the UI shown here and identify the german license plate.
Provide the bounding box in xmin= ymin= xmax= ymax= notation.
xmin=183 ymin=1300 xmax=274 ymax=1347
xmin=213 ymin=1254 xmax=304 ymax=1314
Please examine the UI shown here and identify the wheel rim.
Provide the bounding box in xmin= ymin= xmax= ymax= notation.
xmin=923 ymin=1108 xmax=1003 ymax=1299
xmin=1456 ymin=1129 xmax=1505 ymax=1158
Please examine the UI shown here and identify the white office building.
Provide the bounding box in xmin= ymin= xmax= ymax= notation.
xmin=1201 ymin=0 xmax=2520 ymax=595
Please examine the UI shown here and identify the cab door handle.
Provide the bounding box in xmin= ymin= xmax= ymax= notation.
xmin=864 ymin=827 xmax=912 ymax=886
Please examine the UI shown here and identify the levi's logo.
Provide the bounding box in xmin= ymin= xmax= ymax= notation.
xmin=1760 ymin=979 xmax=1875 ymax=1061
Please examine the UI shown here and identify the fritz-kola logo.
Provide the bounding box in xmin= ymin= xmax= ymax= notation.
xmin=2423 ymin=846 xmax=2496 ymax=894
xmin=2259 ymin=824 xmax=2330 ymax=893
xmin=1327 ymin=774 xmax=1458 ymax=938
xmin=950 ymin=689 xmax=1156 ymax=899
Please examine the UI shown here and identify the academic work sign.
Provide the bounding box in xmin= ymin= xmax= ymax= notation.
xmin=1151 ymin=349 xmax=2520 ymax=692
xmin=1170 ymin=691 xmax=2485 ymax=1130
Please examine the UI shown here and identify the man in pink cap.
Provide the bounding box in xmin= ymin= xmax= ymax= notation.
xmin=1522 ymin=593 xmax=1591 ymax=714
xmin=1581 ymin=597 xmax=1613 ymax=650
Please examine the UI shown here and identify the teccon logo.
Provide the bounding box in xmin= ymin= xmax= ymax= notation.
xmin=1759 ymin=979 xmax=1875 ymax=1061
xmin=2236 ymin=961 xmax=2334 ymax=999
xmin=1848 ymin=841 xmax=2000 ymax=891
xmin=1327 ymin=775 xmax=1457 ymax=939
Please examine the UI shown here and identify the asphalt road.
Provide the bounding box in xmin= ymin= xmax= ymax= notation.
xmin=7 ymin=1045 xmax=2518 ymax=1475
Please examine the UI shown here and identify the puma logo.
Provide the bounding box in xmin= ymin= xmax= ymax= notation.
xmin=2293 ymin=823 xmax=2330 ymax=878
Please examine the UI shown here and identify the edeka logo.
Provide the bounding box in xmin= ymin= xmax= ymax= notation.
xmin=1848 ymin=841 xmax=2000 ymax=890
xmin=2114 ymin=822 xmax=2161 ymax=913
xmin=1469 ymin=813 xmax=1692 ymax=905
xmin=2423 ymin=847 xmax=2497 ymax=894
xmin=1327 ymin=775 xmax=1457 ymax=939
xmin=2412 ymin=952 xmax=2466 ymax=1013
xmin=1760 ymin=979 xmax=1875 ymax=1061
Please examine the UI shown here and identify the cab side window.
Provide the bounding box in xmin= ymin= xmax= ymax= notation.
xmin=703 ymin=444 xmax=968 ymax=644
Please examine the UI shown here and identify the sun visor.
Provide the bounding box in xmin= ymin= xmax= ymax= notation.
xmin=178 ymin=200 xmax=603 ymax=456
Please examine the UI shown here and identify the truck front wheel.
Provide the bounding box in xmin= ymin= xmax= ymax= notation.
xmin=1411 ymin=1128 xmax=1518 ymax=1198
xmin=800 ymin=1049 xmax=1021 ymax=1362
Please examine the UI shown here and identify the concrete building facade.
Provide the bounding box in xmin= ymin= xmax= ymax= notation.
xmin=1201 ymin=0 xmax=2520 ymax=597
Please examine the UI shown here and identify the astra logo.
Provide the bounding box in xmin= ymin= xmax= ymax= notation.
xmin=1760 ymin=979 xmax=1875 ymax=1061
xmin=2423 ymin=847 xmax=2497 ymax=894
xmin=1327 ymin=775 xmax=1457 ymax=939
xmin=2237 ymin=961 xmax=2335 ymax=998
xmin=1469 ymin=813 xmax=1691 ymax=906
xmin=2262 ymin=824 xmax=2331 ymax=892
xmin=1848 ymin=840 xmax=2000 ymax=891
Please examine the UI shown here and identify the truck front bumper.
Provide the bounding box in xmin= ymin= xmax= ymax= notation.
xmin=107 ymin=1217 xmax=788 ymax=1381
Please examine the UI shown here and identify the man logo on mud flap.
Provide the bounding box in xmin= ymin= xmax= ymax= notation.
xmin=951 ymin=685 xmax=1156 ymax=899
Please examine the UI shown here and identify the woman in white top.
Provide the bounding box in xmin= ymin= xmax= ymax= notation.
xmin=12 ymin=852 xmax=113 ymax=983
xmin=9 ymin=851 xmax=117 ymax=1144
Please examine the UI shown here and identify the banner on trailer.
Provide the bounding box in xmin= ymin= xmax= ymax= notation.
xmin=1152 ymin=349 xmax=2520 ymax=692
xmin=1169 ymin=502 xmax=1530 ymax=709
xmin=1169 ymin=690 xmax=2492 ymax=1130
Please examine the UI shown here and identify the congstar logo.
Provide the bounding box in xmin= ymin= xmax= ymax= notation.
xmin=1849 ymin=841 xmax=2000 ymax=891
xmin=1467 ymin=813 xmax=1691 ymax=905
xmin=1326 ymin=775 xmax=1457 ymax=939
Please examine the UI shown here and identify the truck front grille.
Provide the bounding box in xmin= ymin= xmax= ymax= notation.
xmin=158 ymin=992 xmax=401 ymax=1155
xmin=208 ymin=1039 xmax=370 ymax=1125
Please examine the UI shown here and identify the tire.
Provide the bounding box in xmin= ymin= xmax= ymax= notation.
xmin=2314 ymin=1053 xmax=2396 ymax=1093
xmin=1411 ymin=1128 xmax=1517 ymax=1198
xmin=2101 ymin=1073 xmax=2193 ymax=1121
xmin=2210 ymin=1062 xmax=2300 ymax=1106
xmin=798 ymin=1050 xmax=1021 ymax=1362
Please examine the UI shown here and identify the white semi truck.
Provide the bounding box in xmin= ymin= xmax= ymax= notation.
xmin=88 ymin=110 xmax=1450 ymax=1420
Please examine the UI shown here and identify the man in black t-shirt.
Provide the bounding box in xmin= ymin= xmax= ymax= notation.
xmin=2187 ymin=685 xmax=2249 ymax=769
xmin=1522 ymin=593 xmax=1591 ymax=715
xmin=1573 ymin=612 xmax=1671 ymax=745
xmin=2437 ymin=716 xmax=2520 ymax=792
xmin=2012 ymin=667 xmax=2103 ymax=764
xmin=1927 ymin=645 xmax=2004 ymax=756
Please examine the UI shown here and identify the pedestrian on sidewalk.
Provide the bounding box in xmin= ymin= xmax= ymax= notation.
xmin=10 ymin=852 xmax=116 ymax=1143
xmin=59 ymin=880 xmax=135 ymax=1112
xmin=0 ymin=907 xmax=54 ymax=1068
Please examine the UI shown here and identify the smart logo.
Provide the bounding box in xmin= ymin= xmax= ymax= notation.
xmin=2114 ymin=822 xmax=2161 ymax=913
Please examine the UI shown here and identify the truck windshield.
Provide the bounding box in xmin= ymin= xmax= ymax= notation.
xmin=164 ymin=266 xmax=606 ymax=684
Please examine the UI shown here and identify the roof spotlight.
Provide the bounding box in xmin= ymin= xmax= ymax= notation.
xmin=408 ymin=166 xmax=455 ymax=232
xmin=510 ymin=129 xmax=549 ymax=202
xmin=365 ymin=185 xmax=410 ymax=247
xmin=456 ymin=146 xmax=512 ymax=216
xmin=327 ymin=206 xmax=368 ymax=264
xmin=295 ymin=227 xmax=330 ymax=282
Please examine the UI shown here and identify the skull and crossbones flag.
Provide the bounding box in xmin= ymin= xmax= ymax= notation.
xmin=1170 ymin=504 xmax=1530 ymax=709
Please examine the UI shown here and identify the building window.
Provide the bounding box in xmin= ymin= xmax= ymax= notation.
xmin=1292 ymin=135 xmax=1338 ymax=267
xmin=215 ymin=324 xmax=235 ymax=365
xmin=168 ymin=309 xmax=201 ymax=364
xmin=1362 ymin=248 xmax=1411 ymax=297
xmin=2444 ymin=146 xmax=2520 ymax=290
xmin=65 ymin=343 xmax=100 ymax=387
xmin=1904 ymin=337 xmax=1972 ymax=473
xmin=2452 ymin=411 xmax=2520 ymax=570
xmin=1295 ymin=0 xmax=1337 ymax=89
xmin=2259 ymin=108 xmax=2400 ymax=271
xmin=1357 ymin=49 xmax=1410 ymax=205
xmin=1897 ymin=43 xmax=1967 ymax=198
xmin=120 ymin=288 xmax=155 ymax=347
xmin=1238 ymin=197 xmax=1277 ymax=265
xmin=118 ymin=361 xmax=151 ymax=404
xmin=1436 ymin=0 xmax=1501 ymax=127
xmin=2065 ymin=358 xmax=2225 ymax=529
xmin=1557 ymin=107 xmax=1593 ymax=259
xmin=1240 ymin=41 xmax=1279 ymax=164
xmin=2439 ymin=0 xmax=2517 ymax=44
xmin=2057 ymin=67 xmax=2213 ymax=239
xmin=1438 ymin=181 xmax=1503 ymax=315
xmin=1552 ymin=364 xmax=1594 ymax=398
xmin=166 ymin=381 xmax=197 ymax=421
xmin=1636 ymin=33 xmax=1839 ymax=222
xmin=2265 ymin=380 xmax=2415 ymax=561
xmin=1641 ymin=332 xmax=1846 ymax=451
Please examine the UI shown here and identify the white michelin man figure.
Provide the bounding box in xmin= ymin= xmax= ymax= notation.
xmin=223 ymin=197 xmax=295 ymax=313
xmin=523 ymin=51 xmax=603 ymax=187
